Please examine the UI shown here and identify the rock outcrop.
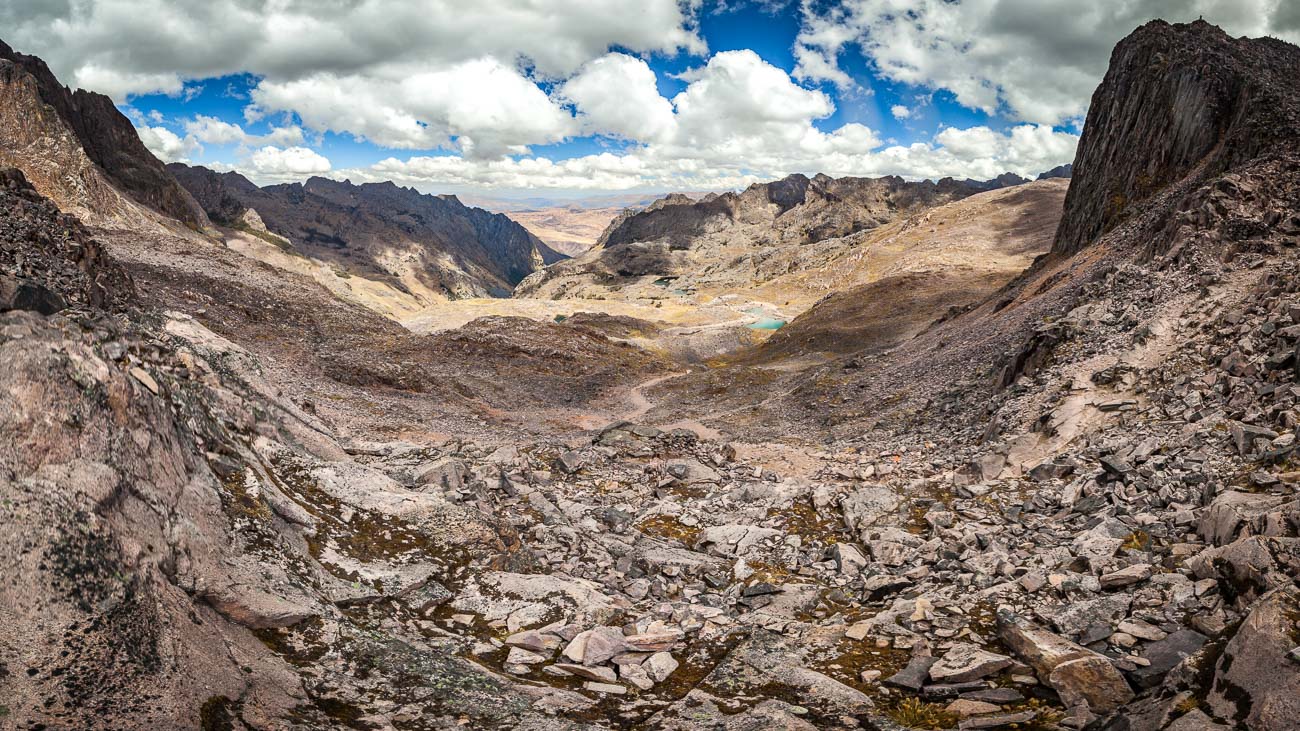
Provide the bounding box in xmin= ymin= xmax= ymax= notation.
xmin=169 ymin=163 xmax=563 ymax=298
xmin=0 ymin=167 xmax=131 ymax=312
xmin=1053 ymin=19 xmax=1300 ymax=256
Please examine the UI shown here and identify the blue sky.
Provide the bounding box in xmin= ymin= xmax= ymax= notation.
xmin=5 ymin=0 xmax=1297 ymax=196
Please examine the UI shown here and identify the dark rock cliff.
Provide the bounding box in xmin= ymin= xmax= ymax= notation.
xmin=1036 ymin=164 xmax=1073 ymax=181
xmin=1053 ymin=20 xmax=1300 ymax=256
xmin=0 ymin=40 xmax=209 ymax=229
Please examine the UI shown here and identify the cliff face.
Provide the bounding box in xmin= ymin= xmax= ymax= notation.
xmin=1053 ymin=20 xmax=1300 ymax=255
xmin=0 ymin=40 xmax=209 ymax=229
xmin=169 ymin=164 xmax=563 ymax=299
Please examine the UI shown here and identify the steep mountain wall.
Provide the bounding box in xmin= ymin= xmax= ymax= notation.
xmin=0 ymin=40 xmax=209 ymax=229
xmin=1053 ymin=20 xmax=1300 ymax=255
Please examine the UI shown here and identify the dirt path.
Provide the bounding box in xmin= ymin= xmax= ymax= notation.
xmin=619 ymin=372 xmax=686 ymax=422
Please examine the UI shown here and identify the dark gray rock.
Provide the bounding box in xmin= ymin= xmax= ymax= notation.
xmin=885 ymin=656 xmax=939 ymax=692
xmin=1130 ymin=629 xmax=1209 ymax=689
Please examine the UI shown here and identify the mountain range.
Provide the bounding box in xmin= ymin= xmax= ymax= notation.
xmin=168 ymin=164 xmax=564 ymax=299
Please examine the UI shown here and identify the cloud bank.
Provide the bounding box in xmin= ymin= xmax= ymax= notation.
xmin=20 ymin=0 xmax=1287 ymax=190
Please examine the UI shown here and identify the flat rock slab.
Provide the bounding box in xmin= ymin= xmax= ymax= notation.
xmin=929 ymin=643 xmax=1013 ymax=683
xmin=885 ymin=656 xmax=939 ymax=691
xmin=1129 ymin=629 xmax=1209 ymax=689
xmin=697 ymin=524 xmax=783 ymax=557
xmin=1100 ymin=563 xmax=1153 ymax=589
xmin=960 ymin=688 xmax=1024 ymax=704
xmin=946 ymin=699 xmax=1002 ymax=717
xmin=921 ymin=681 xmax=989 ymax=700
xmin=583 ymin=681 xmax=626 ymax=695
xmin=1037 ymin=593 xmax=1132 ymax=638
xmin=556 ymin=663 xmax=618 ymax=682
xmin=959 ymin=710 xmax=1037 ymax=729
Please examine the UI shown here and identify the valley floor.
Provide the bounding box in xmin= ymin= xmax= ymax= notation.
xmin=42 ymin=164 xmax=1291 ymax=731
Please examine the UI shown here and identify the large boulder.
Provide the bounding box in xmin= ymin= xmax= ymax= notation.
xmin=450 ymin=571 xmax=626 ymax=631
xmin=1205 ymin=587 xmax=1300 ymax=729
xmin=928 ymin=643 xmax=1014 ymax=683
xmin=997 ymin=610 xmax=1134 ymax=713
xmin=840 ymin=486 xmax=901 ymax=537
xmin=1187 ymin=536 xmax=1300 ymax=608
xmin=1198 ymin=491 xmax=1299 ymax=546
xmin=696 ymin=524 xmax=783 ymax=557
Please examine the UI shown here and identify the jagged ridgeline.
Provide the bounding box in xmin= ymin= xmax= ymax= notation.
xmin=1 ymin=18 xmax=1300 ymax=731
xmin=168 ymin=164 xmax=566 ymax=299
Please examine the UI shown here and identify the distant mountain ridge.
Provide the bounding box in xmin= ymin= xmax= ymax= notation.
xmin=515 ymin=168 xmax=1071 ymax=318
xmin=169 ymin=164 xmax=564 ymax=299
xmin=595 ymin=168 xmax=1067 ymax=254
xmin=0 ymin=37 xmax=569 ymax=302
xmin=1036 ymin=164 xmax=1072 ymax=180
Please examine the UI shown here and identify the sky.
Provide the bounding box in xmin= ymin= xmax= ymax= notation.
xmin=4 ymin=0 xmax=1299 ymax=198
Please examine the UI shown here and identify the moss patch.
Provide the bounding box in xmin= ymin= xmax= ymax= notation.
xmin=886 ymin=697 xmax=959 ymax=729
xmin=637 ymin=514 xmax=703 ymax=546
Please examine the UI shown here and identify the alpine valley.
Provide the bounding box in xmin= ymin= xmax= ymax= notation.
xmin=2 ymin=17 xmax=1299 ymax=731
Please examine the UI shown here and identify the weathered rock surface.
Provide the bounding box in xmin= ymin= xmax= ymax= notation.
xmin=1205 ymin=587 xmax=1300 ymax=729
xmin=1054 ymin=19 xmax=1300 ymax=256
xmin=0 ymin=41 xmax=208 ymax=227
xmin=998 ymin=611 xmax=1134 ymax=713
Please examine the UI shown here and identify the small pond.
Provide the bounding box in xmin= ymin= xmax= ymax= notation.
xmin=747 ymin=317 xmax=787 ymax=330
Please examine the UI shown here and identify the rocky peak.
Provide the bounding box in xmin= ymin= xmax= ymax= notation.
xmin=1037 ymin=164 xmax=1073 ymax=181
xmin=1053 ymin=20 xmax=1300 ymax=256
xmin=754 ymin=173 xmax=813 ymax=214
xmin=0 ymin=39 xmax=209 ymax=229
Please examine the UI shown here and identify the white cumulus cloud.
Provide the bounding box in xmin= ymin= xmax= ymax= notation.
xmin=347 ymin=122 xmax=1077 ymax=192
xmin=137 ymin=125 xmax=199 ymax=163
xmin=247 ymin=145 xmax=332 ymax=182
xmin=0 ymin=0 xmax=705 ymax=101
xmin=250 ymin=58 xmax=576 ymax=157
xmin=794 ymin=0 xmax=1300 ymax=126
xmin=560 ymin=53 xmax=677 ymax=142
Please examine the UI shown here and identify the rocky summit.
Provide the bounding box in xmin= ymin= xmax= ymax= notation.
xmin=1 ymin=16 xmax=1300 ymax=731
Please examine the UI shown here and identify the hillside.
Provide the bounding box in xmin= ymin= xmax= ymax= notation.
xmin=748 ymin=179 xmax=1067 ymax=362
xmin=517 ymin=172 xmax=1043 ymax=303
